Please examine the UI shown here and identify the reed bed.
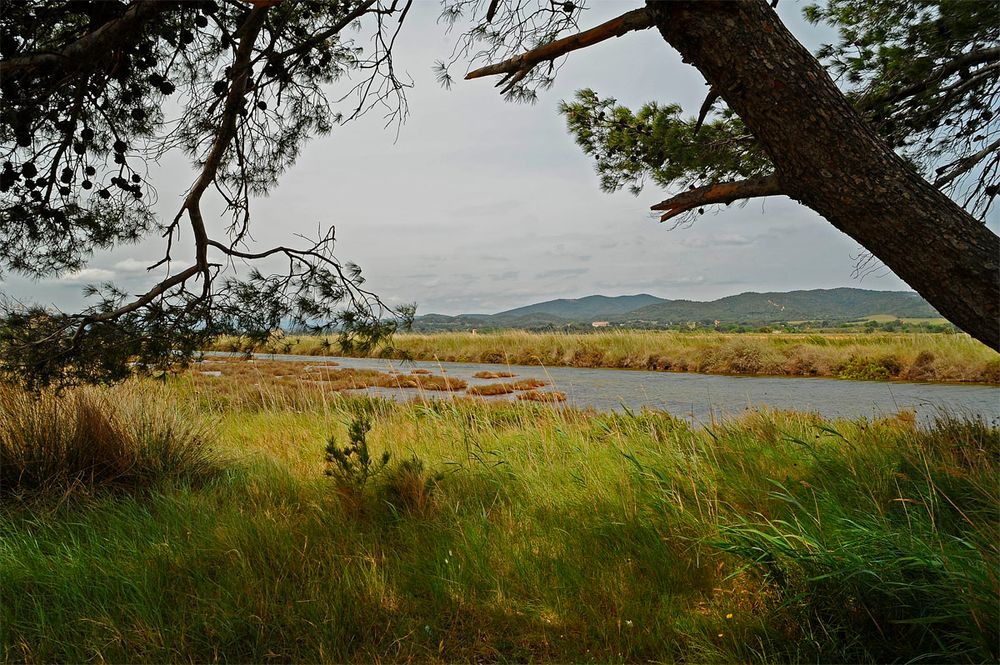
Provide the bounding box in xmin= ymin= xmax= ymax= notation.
xmin=517 ymin=389 xmax=568 ymax=402
xmin=511 ymin=378 xmax=549 ymax=390
xmin=209 ymin=330 xmax=1000 ymax=384
xmin=0 ymin=383 xmax=219 ymax=496
xmin=473 ymin=370 xmax=517 ymax=379
xmin=1 ymin=374 xmax=996 ymax=663
xmin=467 ymin=382 xmax=517 ymax=396
xmin=188 ymin=356 xmax=466 ymax=399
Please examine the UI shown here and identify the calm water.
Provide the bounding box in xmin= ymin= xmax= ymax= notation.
xmin=229 ymin=352 xmax=1000 ymax=424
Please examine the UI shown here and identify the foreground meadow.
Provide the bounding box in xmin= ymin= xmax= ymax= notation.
xmin=1 ymin=372 xmax=997 ymax=663
xmin=210 ymin=330 xmax=1000 ymax=384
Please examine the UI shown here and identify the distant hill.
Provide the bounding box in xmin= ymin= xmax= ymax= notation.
xmin=494 ymin=294 xmax=665 ymax=321
xmin=413 ymin=288 xmax=939 ymax=331
xmin=626 ymin=288 xmax=936 ymax=324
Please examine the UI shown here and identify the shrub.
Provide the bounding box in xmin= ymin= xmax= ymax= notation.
xmin=878 ymin=353 xmax=903 ymax=376
xmin=836 ymin=355 xmax=902 ymax=381
xmin=783 ymin=345 xmax=824 ymax=376
xmin=979 ymin=359 xmax=1000 ymax=384
xmin=571 ymin=346 xmax=605 ymax=367
xmin=379 ymin=456 xmax=443 ymax=516
xmin=0 ymin=385 xmax=217 ymax=496
xmin=645 ymin=354 xmax=672 ymax=371
xmin=905 ymin=350 xmax=937 ymax=381
xmin=323 ymin=414 xmax=389 ymax=489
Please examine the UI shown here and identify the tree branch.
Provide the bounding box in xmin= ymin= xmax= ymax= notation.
xmin=934 ymin=136 xmax=1000 ymax=189
xmin=650 ymin=175 xmax=783 ymax=222
xmin=0 ymin=1 xmax=178 ymax=78
xmin=271 ymin=0 xmax=378 ymax=61
xmin=464 ymin=7 xmax=654 ymax=93
xmin=858 ymin=46 xmax=1000 ymax=111
xmin=77 ymin=265 xmax=203 ymax=328
xmin=67 ymin=5 xmax=273 ymax=352
xmin=485 ymin=0 xmax=502 ymax=23
xmin=693 ymin=86 xmax=721 ymax=135
xmin=181 ymin=6 xmax=269 ymax=269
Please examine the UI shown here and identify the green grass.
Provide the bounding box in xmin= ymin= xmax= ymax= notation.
xmin=1 ymin=380 xmax=997 ymax=663
xmin=209 ymin=330 xmax=1000 ymax=384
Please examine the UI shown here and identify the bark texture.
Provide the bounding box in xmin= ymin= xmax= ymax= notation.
xmin=648 ymin=0 xmax=1000 ymax=350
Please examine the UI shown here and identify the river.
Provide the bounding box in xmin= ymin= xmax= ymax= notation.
xmin=234 ymin=352 xmax=1000 ymax=424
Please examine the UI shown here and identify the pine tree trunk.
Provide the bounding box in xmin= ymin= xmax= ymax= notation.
xmin=648 ymin=0 xmax=1000 ymax=350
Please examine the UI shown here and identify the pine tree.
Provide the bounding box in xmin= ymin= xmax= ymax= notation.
xmin=458 ymin=0 xmax=1000 ymax=349
xmin=0 ymin=0 xmax=414 ymax=387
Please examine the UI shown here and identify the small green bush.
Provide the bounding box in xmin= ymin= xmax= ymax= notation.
xmin=323 ymin=414 xmax=389 ymax=488
xmin=836 ymin=355 xmax=901 ymax=381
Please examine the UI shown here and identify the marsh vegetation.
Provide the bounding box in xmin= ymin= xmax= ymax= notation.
xmin=2 ymin=368 xmax=996 ymax=663
xmin=210 ymin=331 xmax=1000 ymax=384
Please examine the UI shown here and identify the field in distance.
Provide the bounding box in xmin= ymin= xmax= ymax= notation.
xmin=210 ymin=330 xmax=1000 ymax=384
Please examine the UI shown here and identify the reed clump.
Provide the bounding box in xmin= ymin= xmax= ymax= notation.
xmin=465 ymin=378 xmax=550 ymax=397
xmin=517 ymin=389 xmax=567 ymax=402
xmin=467 ymin=382 xmax=516 ymax=396
xmin=184 ymin=357 xmax=466 ymax=405
xmin=0 ymin=384 xmax=218 ymax=496
xmin=472 ymin=370 xmax=517 ymax=379
xmin=511 ymin=378 xmax=548 ymax=390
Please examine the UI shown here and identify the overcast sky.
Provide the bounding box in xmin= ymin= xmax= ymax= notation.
xmin=6 ymin=2 xmax=998 ymax=316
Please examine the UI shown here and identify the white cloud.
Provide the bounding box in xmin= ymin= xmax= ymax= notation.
xmin=113 ymin=258 xmax=153 ymax=273
xmin=1 ymin=7 xmax=933 ymax=316
xmin=678 ymin=234 xmax=756 ymax=249
xmin=57 ymin=268 xmax=115 ymax=283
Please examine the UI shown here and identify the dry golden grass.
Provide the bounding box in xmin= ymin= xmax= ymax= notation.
xmin=511 ymin=378 xmax=548 ymax=390
xmin=517 ymin=390 xmax=567 ymax=403
xmin=0 ymin=383 xmax=218 ymax=494
xmin=473 ymin=371 xmax=517 ymax=379
xmin=467 ymin=382 xmax=516 ymax=396
xmin=466 ymin=377 xmax=549 ymax=396
xmin=404 ymin=374 xmax=467 ymax=391
xmin=185 ymin=357 xmax=466 ymax=396
xmin=212 ymin=330 xmax=999 ymax=384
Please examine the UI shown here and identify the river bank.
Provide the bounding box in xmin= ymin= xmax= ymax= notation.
xmin=208 ymin=330 xmax=1000 ymax=384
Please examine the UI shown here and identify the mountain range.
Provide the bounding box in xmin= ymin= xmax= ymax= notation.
xmin=413 ymin=288 xmax=939 ymax=331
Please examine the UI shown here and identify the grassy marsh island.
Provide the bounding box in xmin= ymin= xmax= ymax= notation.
xmin=2 ymin=364 xmax=997 ymax=663
xmin=209 ymin=330 xmax=1000 ymax=384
